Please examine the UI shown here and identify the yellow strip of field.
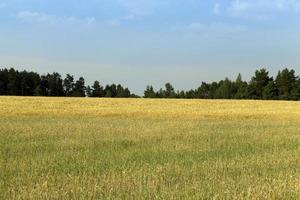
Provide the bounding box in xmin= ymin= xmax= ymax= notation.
xmin=0 ymin=97 xmax=299 ymax=199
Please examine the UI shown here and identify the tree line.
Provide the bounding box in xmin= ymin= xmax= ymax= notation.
xmin=0 ymin=68 xmax=137 ymax=97
xmin=1 ymin=67 xmax=300 ymax=100
xmin=144 ymin=68 xmax=300 ymax=100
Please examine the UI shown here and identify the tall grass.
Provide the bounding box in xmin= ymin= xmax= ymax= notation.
xmin=0 ymin=97 xmax=299 ymax=199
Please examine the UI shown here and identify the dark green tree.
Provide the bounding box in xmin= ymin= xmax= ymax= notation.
xmin=164 ymin=83 xmax=176 ymax=98
xmin=116 ymin=84 xmax=125 ymax=97
xmin=105 ymin=90 xmax=112 ymax=97
xmin=144 ymin=85 xmax=156 ymax=98
xmin=91 ymin=81 xmax=104 ymax=97
xmin=39 ymin=75 xmax=49 ymax=96
xmin=72 ymin=77 xmax=86 ymax=97
xmin=291 ymin=78 xmax=300 ymax=100
xmin=262 ymin=80 xmax=277 ymax=100
xmin=248 ymin=68 xmax=272 ymax=99
xmin=123 ymin=88 xmax=131 ymax=98
xmin=110 ymin=84 xmax=117 ymax=97
xmin=46 ymin=73 xmax=64 ymax=96
xmin=196 ymin=82 xmax=210 ymax=99
xmin=104 ymin=84 xmax=117 ymax=97
xmin=86 ymin=86 xmax=92 ymax=97
xmin=20 ymin=71 xmax=40 ymax=96
xmin=234 ymin=73 xmax=248 ymax=99
xmin=185 ymin=89 xmax=196 ymax=99
xmin=178 ymin=90 xmax=186 ymax=98
xmin=275 ymin=68 xmax=297 ymax=100
xmin=7 ymin=68 xmax=19 ymax=95
xmin=0 ymin=69 xmax=9 ymax=95
xmin=214 ymin=78 xmax=234 ymax=99
xmin=63 ymin=74 xmax=74 ymax=96
xmin=208 ymin=82 xmax=219 ymax=99
xmin=157 ymin=88 xmax=164 ymax=98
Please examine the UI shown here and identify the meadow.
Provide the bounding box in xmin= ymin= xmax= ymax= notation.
xmin=0 ymin=97 xmax=299 ymax=199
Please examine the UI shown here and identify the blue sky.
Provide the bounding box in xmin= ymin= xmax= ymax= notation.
xmin=1 ymin=0 xmax=300 ymax=94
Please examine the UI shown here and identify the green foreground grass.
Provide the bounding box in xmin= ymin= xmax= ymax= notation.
xmin=0 ymin=97 xmax=299 ymax=199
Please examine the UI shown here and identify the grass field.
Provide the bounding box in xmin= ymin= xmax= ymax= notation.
xmin=0 ymin=97 xmax=299 ymax=199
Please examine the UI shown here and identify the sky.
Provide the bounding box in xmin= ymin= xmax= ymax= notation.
xmin=1 ymin=0 xmax=300 ymax=94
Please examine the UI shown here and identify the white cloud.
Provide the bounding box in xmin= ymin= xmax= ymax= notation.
xmin=124 ymin=14 xmax=136 ymax=20
xmin=104 ymin=0 xmax=170 ymax=26
xmin=186 ymin=22 xmax=247 ymax=34
xmin=16 ymin=11 xmax=96 ymax=25
xmin=105 ymin=19 xmax=121 ymax=26
xmin=213 ymin=3 xmax=221 ymax=14
xmin=0 ymin=2 xmax=6 ymax=8
xmin=229 ymin=0 xmax=300 ymax=19
xmin=117 ymin=0 xmax=169 ymax=16
xmin=17 ymin=11 xmax=54 ymax=23
xmin=172 ymin=22 xmax=247 ymax=39
xmin=86 ymin=17 xmax=96 ymax=25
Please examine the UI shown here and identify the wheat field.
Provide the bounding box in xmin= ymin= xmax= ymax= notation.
xmin=0 ymin=97 xmax=299 ymax=199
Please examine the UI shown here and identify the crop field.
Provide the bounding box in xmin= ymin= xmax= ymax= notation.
xmin=0 ymin=97 xmax=299 ymax=199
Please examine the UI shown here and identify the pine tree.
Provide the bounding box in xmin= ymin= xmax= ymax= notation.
xmin=214 ymin=78 xmax=234 ymax=99
xmin=72 ymin=77 xmax=86 ymax=97
xmin=144 ymin=85 xmax=156 ymax=98
xmin=248 ymin=68 xmax=271 ymax=99
xmin=116 ymin=84 xmax=125 ymax=97
xmin=262 ymin=80 xmax=277 ymax=100
xmin=0 ymin=69 xmax=8 ymax=95
xmin=291 ymin=78 xmax=300 ymax=100
xmin=63 ymin=74 xmax=74 ymax=96
xmin=234 ymin=73 xmax=248 ymax=99
xmin=275 ymin=68 xmax=297 ymax=100
xmin=86 ymin=86 xmax=92 ymax=97
xmin=91 ymin=81 xmax=104 ymax=97
xmin=164 ymin=83 xmax=176 ymax=98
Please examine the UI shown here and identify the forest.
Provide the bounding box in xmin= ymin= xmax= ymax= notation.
xmin=0 ymin=68 xmax=136 ymax=98
xmin=145 ymin=68 xmax=300 ymax=100
xmin=1 ymin=67 xmax=300 ymax=100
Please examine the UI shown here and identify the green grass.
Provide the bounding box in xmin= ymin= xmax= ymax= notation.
xmin=0 ymin=97 xmax=299 ymax=199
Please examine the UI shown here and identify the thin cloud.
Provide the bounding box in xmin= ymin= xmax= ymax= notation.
xmin=105 ymin=19 xmax=121 ymax=26
xmin=104 ymin=0 xmax=170 ymax=27
xmin=0 ymin=2 xmax=6 ymax=8
xmin=16 ymin=11 xmax=96 ymax=25
xmin=117 ymin=0 xmax=169 ymax=16
xmin=17 ymin=11 xmax=55 ymax=23
xmin=229 ymin=0 xmax=300 ymax=19
xmin=213 ymin=3 xmax=221 ymax=15
xmin=172 ymin=22 xmax=248 ymax=39
xmin=187 ymin=22 xmax=247 ymax=33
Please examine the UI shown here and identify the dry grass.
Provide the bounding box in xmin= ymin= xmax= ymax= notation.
xmin=0 ymin=97 xmax=299 ymax=199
